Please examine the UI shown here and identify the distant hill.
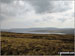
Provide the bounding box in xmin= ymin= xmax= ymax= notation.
xmin=30 ymin=28 xmax=74 ymax=34
xmin=1 ymin=28 xmax=74 ymax=34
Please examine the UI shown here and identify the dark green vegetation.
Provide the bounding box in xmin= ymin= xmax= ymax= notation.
xmin=0 ymin=32 xmax=74 ymax=55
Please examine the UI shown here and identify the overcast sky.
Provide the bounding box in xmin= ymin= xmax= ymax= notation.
xmin=0 ymin=0 xmax=74 ymax=29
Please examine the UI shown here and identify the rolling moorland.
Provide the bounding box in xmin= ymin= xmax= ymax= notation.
xmin=0 ymin=31 xmax=74 ymax=55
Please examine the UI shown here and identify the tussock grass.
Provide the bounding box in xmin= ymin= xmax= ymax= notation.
xmin=1 ymin=32 xmax=74 ymax=55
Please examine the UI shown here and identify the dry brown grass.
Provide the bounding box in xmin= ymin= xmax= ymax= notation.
xmin=0 ymin=32 xmax=74 ymax=55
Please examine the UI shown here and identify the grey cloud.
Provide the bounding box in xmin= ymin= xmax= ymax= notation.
xmin=0 ymin=15 xmax=5 ymax=22
xmin=0 ymin=0 xmax=74 ymax=22
xmin=0 ymin=0 xmax=30 ymax=22
xmin=34 ymin=19 xmax=40 ymax=22
xmin=73 ymin=12 xmax=75 ymax=17
xmin=58 ymin=18 xmax=66 ymax=22
xmin=24 ymin=0 xmax=73 ymax=14
xmin=0 ymin=0 xmax=14 ymax=4
xmin=25 ymin=0 xmax=53 ymax=13
xmin=42 ymin=16 xmax=53 ymax=22
xmin=0 ymin=0 xmax=73 ymax=15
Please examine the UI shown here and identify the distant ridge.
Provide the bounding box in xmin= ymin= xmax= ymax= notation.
xmin=1 ymin=28 xmax=74 ymax=34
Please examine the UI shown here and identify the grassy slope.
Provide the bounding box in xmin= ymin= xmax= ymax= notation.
xmin=1 ymin=32 xmax=74 ymax=55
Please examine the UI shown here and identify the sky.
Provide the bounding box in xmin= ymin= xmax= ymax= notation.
xmin=0 ymin=0 xmax=74 ymax=29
